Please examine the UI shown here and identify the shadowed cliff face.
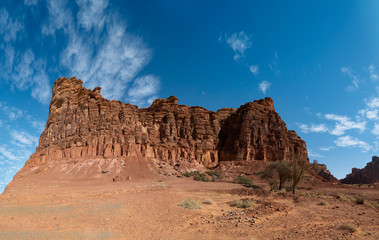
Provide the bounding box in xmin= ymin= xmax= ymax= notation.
xmin=341 ymin=156 xmax=379 ymax=184
xmin=17 ymin=77 xmax=308 ymax=178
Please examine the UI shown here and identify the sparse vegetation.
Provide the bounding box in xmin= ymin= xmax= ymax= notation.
xmin=203 ymin=198 xmax=215 ymax=205
xmin=317 ymin=201 xmax=327 ymax=205
xmin=230 ymin=199 xmax=255 ymax=208
xmin=339 ymin=222 xmax=358 ymax=233
xmin=355 ymin=196 xmax=365 ymax=205
xmin=235 ymin=175 xmax=254 ymax=186
xmin=257 ymin=161 xmax=292 ymax=191
xmin=179 ymin=198 xmax=202 ymax=210
xmin=183 ymin=171 xmax=220 ymax=182
xmin=257 ymin=159 xmax=309 ymax=193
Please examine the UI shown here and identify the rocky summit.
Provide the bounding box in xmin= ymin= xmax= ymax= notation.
xmin=11 ymin=77 xmax=308 ymax=182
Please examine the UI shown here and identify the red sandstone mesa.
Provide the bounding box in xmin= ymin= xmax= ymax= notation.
xmin=11 ymin=77 xmax=308 ymax=181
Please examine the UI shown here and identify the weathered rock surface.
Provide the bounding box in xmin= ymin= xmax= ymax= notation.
xmin=340 ymin=156 xmax=379 ymax=184
xmin=311 ymin=161 xmax=339 ymax=183
xmin=14 ymin=77 xmax=308 ymax=180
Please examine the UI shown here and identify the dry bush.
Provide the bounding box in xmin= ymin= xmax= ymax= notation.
xmin=339 ymin=222 xmax=358 ymax=233
xmin=203 ymin=198 xmax=215 ymax=205
xmin=230 ymin=199 xmax=255 ymax=208
xmin=179 ymin=198 xmax=202 ymax=210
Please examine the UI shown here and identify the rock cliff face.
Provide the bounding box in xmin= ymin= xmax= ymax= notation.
xmin=340 ymin=156 xmax=379 ymax=184
xmin=311 ymin=161 xmax=339 ymax=183
xmin=16 ymin=77 xmax=308 ymax=179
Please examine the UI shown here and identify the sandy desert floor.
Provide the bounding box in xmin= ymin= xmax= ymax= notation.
xmin=0 ymin=176 xmax=378 ymax=240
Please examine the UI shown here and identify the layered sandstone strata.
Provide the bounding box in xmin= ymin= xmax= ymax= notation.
xmin=19 ymin=77 xmax=308 ymax=177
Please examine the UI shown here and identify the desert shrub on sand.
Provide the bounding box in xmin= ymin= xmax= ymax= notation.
xmin=183 ymin=171 xmax=216 ymax=182
xmin=179 ymin=198 xmax=202 ymax=210
xmin=339 ymin=222 xmax=358 ymax=233
xmin=203 ymin=198 xmax=215 ymax=205
xmin=183 ymin=171 xmax=200 ymax=178
xmin=354 ymin=196 xmax=365 ymax=205
xmin=317 ymin=201 xmax=327 ymax=205
xmin=230 ymin=199 xmax=255 ymax=208
xmin=235 ymin=175 xmax=254 ymax=186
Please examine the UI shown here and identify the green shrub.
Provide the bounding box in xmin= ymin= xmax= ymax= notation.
xmin=203 ymin=198 xmax=215 ymax=205
xmin=179 ymin=198 xmax=202 ymax=210
xmin=183 ymin=171 xmax=200 ymax=178
xmin=230 ymin=199 xmax=255 ymax=208
xmin=193 ymin=173 xmax=210 ymax=182
xmin=235 ymin=175 xmax=254 ymax=186
xmin=339 ymin=223 xmax=358 ymax=233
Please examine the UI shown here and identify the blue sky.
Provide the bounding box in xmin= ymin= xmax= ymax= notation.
xmin=0 ymin=0 xmax=379 ymax=193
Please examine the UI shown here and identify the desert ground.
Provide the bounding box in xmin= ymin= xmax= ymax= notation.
xmin=0 ymin=174 xmax=378 ymax=240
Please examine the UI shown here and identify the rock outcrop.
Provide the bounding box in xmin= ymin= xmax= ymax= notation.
xmin=340 ymin=156 xmax=379 ymax=184
xmin=14 ymin=77 xmax=308 ymax=179
xmin=311 ymin=161 xmax=339 ymax=183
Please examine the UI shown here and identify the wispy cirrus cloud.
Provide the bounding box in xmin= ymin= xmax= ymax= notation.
xmin=324 ymin=113 xmax=366 ymax=135
xmin=249 ymin=65 xmax=259 ymax=75
xmin=128 ymin=75 xmax=160 ymax=107
xmin=11 ymin=130 xmax=38 ymax=146
xmin=372 ymin=123 xmax=379 ymax=135
xmin=224 ymin=31 xmax=252 ymax=61
xmin=341 ymin=66 xmax=360 ymax=91
xmin=308 ymin=150 xmax=324 ymax=158
xmin=258 ymin=80 xmax=271 ymax=94
xmin=334 ymin=135 xmax=372 ymax=152
xmin=1 ymin=0 xmax=160 ymax=106
xmin=368 ymin=64 xmax=379 ymax=81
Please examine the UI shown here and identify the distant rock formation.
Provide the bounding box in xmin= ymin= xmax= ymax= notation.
xmin=12 ymin=77 xmax=308 ymax=180
xmin=340 ymin=156 xmax=379 ymax=184
xmin=311 ymin=160 xmax=339 ymax=183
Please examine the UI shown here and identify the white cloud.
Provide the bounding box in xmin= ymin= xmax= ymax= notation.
xmin=319 ymin=146 xmax=334 ymax=151
xmin=368 ymin=64 xmax=379 ymax=81
xmin=1 ymin=48 xmax=52 ymax=104
xmin=24 ymin=0 xmax=39 ymax=6
xmin=42 ymin=0 xmax=73 ymax=35
xmin=0 ymin=145 xmax=18 ymax=161
xmin=298 ymin=123 xmax=328 ymax=134
xmin=128 ymin=75 xmax=160 ymax=107
xmin=11 ymin=130 xmax=38 ymax=146
xmin=249 ymin=65 xmax=259 ymax=75
xmin=372 ymin=123 xmax=379 ymax=135
xmin=225 ymin=31 xmax=252 ymax=60
xmin=0 ymin=8 xmax=24 ymax=42
xmin=325 ymin=113 xmax=366 ymax=135
xmin=0 ymin=102 xmax=24 ymax=120
xmin=76 ymin=0 xmax=109 ymax=31
xmin=308 ymin=150 xmax=323 ymax=158
xmin=341 ymin=66 xmax=359 ymax=91
xmin=334 ymin=135 xmax=372 ymax=152
xmin=258 ymin=81 xmax=271 ymax=94
xmin=366 ymin=97 xmax=379 ymax=108
xmin=41 ymin=0 xmax=158 ymax=103
xmin=32 ymin=120 xmax=45 ymax=132
xmin=359 ymin=109 xmax=379 ymax=120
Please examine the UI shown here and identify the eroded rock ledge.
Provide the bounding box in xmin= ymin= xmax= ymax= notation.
xmin=24 ymin=77 xmax=308 ymax=173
